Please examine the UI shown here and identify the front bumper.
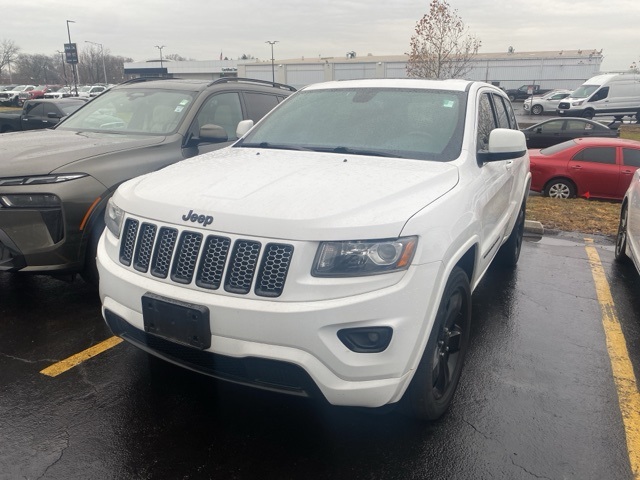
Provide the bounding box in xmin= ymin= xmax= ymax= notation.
xmin=98 ymin=232 xmax=444 ymax=408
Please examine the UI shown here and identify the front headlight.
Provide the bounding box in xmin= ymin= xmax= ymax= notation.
xmin=0 ymin=173 xmax=87 ymax=186
xmin=571 ymin=100 xmax=584 ymax=106
xmin=104 ymin=198 xmax=124 ymax=238
xmin=312 ymin=236 xmax=418 ymax=277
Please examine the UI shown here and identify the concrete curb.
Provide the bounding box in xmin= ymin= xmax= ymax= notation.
xmin=524 ymin=219 xmax=544 ymax=235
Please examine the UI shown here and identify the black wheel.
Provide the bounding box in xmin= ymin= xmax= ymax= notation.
xmin=496 ymin=199 xmax=526 ymax=267
xmin=80 ymin=214 xmax=105 ymax=286
xmin=545 ymin=178 xmax=576 ymax=199
xmin=508 ymin=94 xmax=516 ymax=102
xmin=531 ymin=104 xmax=543 ymax=115
xmin=582 ymin=109 xmax=594 ymax=119
xmin=615 ymin=203 xmax=630 ymax=263
xmin=404 ymin=267 xmax=471 ymax=421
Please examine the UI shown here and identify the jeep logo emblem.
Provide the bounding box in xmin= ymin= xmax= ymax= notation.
xmin=181 ymin=209 xmax=213 ymax=227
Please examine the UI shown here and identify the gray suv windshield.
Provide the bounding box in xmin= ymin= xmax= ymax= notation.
xmin=57 ymin=89 xmax=197 ymax=134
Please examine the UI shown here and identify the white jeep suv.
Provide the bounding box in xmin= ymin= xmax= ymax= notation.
xmin=98 ymin=79 xmax=531 ymax=420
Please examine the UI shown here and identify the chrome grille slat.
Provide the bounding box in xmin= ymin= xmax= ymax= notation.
xmin=118 ymin=219 xmax=292 ymax=297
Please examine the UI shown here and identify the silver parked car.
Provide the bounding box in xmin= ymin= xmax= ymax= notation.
xmin=615 ymin=169 xmax=640 ymax=275
xmin=523 ymin=89 xmax=572 ymax=115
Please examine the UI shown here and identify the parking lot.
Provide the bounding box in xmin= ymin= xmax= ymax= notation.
xmin=1 ymin=231 xmax=639 ymax=479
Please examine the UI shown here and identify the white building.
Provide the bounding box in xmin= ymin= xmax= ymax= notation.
xmin=125 ymin=49 xmax=605 ymax=91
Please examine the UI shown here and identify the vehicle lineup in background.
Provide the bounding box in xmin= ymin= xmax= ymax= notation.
xmin=529 ymin=137 xmax=640 ymax=199
xmin=520 ymin=117 xmax=618 ymax=149
xmin=0 ymin=77 xmax=295 ymax=285
xmin=523 ymin=89 xmax=572 ymax=115
xmin=0 ymin=85 xmax=36 ymax=106
xmin=615 ymin=168 xmax=640 ymax=276
xmin=0 ymin=98 xmax=87 ymax=133
xmin=98 ymin=79 xmax=531 ymax=420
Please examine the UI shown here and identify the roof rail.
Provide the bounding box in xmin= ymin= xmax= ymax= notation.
xmin=208 ymin=77 xmax=296 ymax=92
xmin=117 ymin=77 xmax=180 ymax=86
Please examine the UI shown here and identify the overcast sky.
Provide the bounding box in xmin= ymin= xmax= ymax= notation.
xmin=3 ymin=0 xmax=638 ymax=71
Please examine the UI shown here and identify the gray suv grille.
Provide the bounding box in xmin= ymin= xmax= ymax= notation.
xmin=119 ymin=218 xmax=293 ymax=298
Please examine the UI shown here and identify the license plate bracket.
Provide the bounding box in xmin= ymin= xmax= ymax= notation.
xmin=142 ymin=293 xmax=211 ymax=350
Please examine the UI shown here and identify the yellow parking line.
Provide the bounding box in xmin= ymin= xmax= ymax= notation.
xmin=40 ymin=336 xmax=123 ymax=377
xmin=585 ymin=239 xmax=640 ymax=478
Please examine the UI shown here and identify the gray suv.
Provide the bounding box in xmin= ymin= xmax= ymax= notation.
xmin=0 ymin=77 xmax=295 ymax=284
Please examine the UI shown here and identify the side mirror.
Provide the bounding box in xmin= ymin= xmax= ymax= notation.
xmin=236 ymin=119 xmax=254 ymax=138
xmin=47 ymin=112 xmax=62 ymax=119
xmin=199 ymin=124 xmax=228 ymax=143
xmin=477 ymin=128 xmax=527 ymax=163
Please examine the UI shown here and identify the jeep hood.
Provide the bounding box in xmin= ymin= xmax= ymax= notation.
xmin=116 ymin=147 xmax=459 ymax=240
xmin=0 ymin=129 xmax=165 ymax=177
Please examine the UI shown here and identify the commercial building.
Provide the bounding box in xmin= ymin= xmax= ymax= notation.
xmin=124 ymin=49 xmax=605 ymax=91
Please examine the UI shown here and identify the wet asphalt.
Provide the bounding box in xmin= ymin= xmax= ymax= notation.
xmin=1 ymin=231 xmax=639 ymax=480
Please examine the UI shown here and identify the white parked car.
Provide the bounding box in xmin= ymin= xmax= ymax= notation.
xmin=98 ymin=79 xmax=531 ymax=420
xmin=523 ymin=89 xmax=572 ymax=115
xmin=615 ymin=169 xmax=640 ymax=275
xmin=77 ymin=85 xmax=108 ymax=98
xmin=44 ymin=86 xmax=73 ymax=99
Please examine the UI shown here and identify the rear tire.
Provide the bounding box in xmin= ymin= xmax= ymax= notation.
xmin=582 ymin=109 xmax=594 ymax=119
xmin=404 ymin=267 xmax=471 ymax=421
xmin=496 ymin=199 xmax=526 ymax=267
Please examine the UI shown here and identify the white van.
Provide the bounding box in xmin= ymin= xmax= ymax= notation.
xmin=557 ymin=73 xmax=640 ymax=120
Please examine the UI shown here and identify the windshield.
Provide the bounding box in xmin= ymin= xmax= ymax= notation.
xmin=57 ymin=87 xmax=196 ymax=134
xmin=570 ymin=85 xmax=599 ymax=99
xmin=237 ymin=87 xmax=466 ymax=162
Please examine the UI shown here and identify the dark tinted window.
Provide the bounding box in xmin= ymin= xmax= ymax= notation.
xmin=572 ymin=147 xmax=616 ymax=164
xmin=492 ymin=94 xmax=511 ymax=129
xmin=244 ymin=93 xmax=280 ymax=122
xmin=623 ymin=148 xmax=640 ymax=167
xmin=589 ymin=87 xmax=609 ymax=102
xmin=25 ymin=103 xmax=44 ymax=117
xmin=42 ymin=102 xmax=61 ymax=117
xmin=477 ymin=93 xmax=495 ymax=152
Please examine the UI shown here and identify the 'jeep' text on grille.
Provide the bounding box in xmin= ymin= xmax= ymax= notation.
xmin=182 ymin=210 xmax=213 ymax=227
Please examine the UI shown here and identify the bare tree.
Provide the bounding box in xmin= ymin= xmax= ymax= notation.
xmin=13 ymin=53 xmax=57 ymax=84
xmin=0 ymin=39 xmax=21 ymax=82
xmin=406 ymin=0 xmax=481 ymax=79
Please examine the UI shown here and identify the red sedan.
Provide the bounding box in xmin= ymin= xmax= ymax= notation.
xmin=529 ymin=137 xmax=640 ymax=200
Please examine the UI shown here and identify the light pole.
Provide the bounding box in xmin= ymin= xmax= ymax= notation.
xmin=155 ymin=45 xmax=165 ymax=76
xmin=56 ymin=50 xmax=68 ymax=88
xmin=265 ymin=40 xmax=278 ymax=83
xmin=66 ymin=20 xmax=78 ymax=95
xmin=85 ymin=40 xmax=107 ymax=84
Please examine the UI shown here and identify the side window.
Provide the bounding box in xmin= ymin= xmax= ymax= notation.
xmin=540 ymin=120 xmax=564 ymax=133
xmin=25 ymin=103 xmax=44 ymax=117
xmin=243 ymin=93 xmax=280 ymax=122
xmin=566 ymin=120 xmax=591 ymax=131
xmin=196 ymin=92 xmax=243 ymax=141
xmin=492 ymin=94 xmax=511 ymax=129
xmin=623 ymin=148 xmax=640 ymax=167
xmin=572 ymin=147 xmax=616 ymax=164
xmin=42 ymin=103 xmax=60 ymax=117
xmin=477 ymin=93 xmax=495 ymax=152
xmin=589 ymin=87 xmax=609 ymax=102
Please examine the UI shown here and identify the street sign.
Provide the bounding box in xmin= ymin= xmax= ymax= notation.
xmin=64 ymin=43 xmax=78 ymax=64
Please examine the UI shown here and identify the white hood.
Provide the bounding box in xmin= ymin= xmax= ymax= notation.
xmin=115 ymin=147 xmax=459 ymax=240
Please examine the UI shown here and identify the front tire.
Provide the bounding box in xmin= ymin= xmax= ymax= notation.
xmin=531 ymin=104 xmax=543 ymax=115
xmin=582 ymin=109 xmax=595 ymax=119
xmin=615 ymin=203 xmax=630 ymax=263
xmin=80 ymin=214 xmax=105 ymax=286
xmin=404 ymin=267 xmax=471 ymax=421
xmin=545 ymin=178 xmax=576 ymax=199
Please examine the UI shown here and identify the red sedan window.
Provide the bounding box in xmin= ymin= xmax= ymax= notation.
xmin=572 ymin=147 xmax=616 ymax=164
xmin=623 ymin=148 xmax=640 ymax=167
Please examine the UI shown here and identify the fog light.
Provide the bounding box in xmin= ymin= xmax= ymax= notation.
xmin=337 ymin=327 xmax=393 ymax=353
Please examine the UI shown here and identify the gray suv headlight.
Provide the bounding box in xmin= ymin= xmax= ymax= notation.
xmin=312 ymin=236 xmax=418 ymax=277
xmin=105 ymin=198 xmax=124 ymax=239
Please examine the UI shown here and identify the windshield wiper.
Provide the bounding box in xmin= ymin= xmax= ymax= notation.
xmin=238 ymin=142 xmax=311 ymax=151
xmin=326 ymin=146 xmax=402 ymax=158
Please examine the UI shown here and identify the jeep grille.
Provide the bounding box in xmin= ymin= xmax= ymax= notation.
xmin=119 ymin=218 xmax=293 ymax=298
